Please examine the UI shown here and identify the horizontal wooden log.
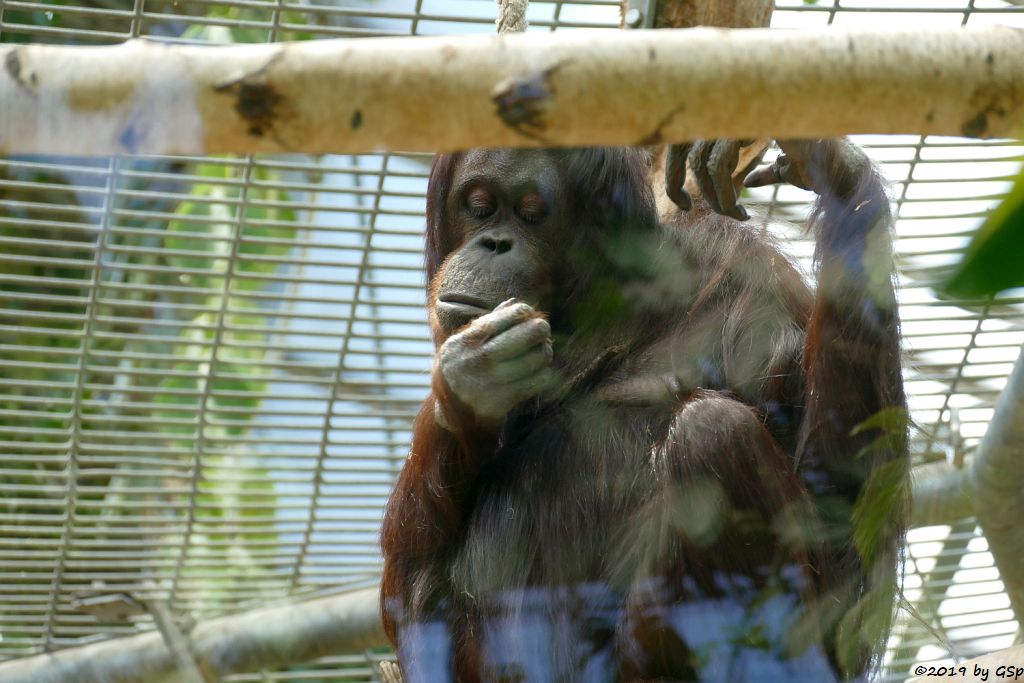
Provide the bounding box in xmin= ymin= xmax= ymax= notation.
xmin=910 ymin=461 xmax=974 ymax=528
xmin=0 ymin=587 xmax=385 ymax=683
xmin=1 ymin=27 xmax=1022 ymax=156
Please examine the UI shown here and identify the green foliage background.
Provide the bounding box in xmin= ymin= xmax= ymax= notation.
xmin=943 ymin=166 xmax=1024 ymax=298
xmin=0 ymin=7 xmax=321 ymax=647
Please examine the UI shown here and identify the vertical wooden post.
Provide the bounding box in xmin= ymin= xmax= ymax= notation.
xmin=650 ymin=0 xmax=773 ymax=29
xmin=630 ymin=0 xmax=774 ymax=212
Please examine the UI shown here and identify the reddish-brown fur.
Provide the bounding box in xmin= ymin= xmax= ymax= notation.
xmin=382 ymin=144 xmax=907 ymax=682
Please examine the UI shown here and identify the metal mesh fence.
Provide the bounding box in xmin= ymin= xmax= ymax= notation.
xmin=1 ymin=1 xmax=1023 ymax=680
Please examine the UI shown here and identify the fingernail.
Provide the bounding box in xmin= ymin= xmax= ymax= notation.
xmin=736 ymin=205 xmax=749 ymax=221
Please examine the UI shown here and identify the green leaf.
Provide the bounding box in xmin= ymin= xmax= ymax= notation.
xmin=943 ymin=166 xmax=1024 ymax=298
xmin=852 ymin=459 xmax=908 ymax=567
xmin=850 ymin=406 xmax=908 ymax=437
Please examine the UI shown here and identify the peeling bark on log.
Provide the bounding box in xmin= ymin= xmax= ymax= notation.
xmin=1 ymin=28 xmax=1023 ymax=157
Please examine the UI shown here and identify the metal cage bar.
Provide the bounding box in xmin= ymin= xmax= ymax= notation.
xmin=1 ymin=1 xmax=1024 ymax=680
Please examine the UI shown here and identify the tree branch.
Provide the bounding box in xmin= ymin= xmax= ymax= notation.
xmin=0 ymin=588 xmax=385 ymax=683
xmin=910 ymin=461 xmax=974 ymax=528
xmin=1 ymin=27 xmax=1022 ymax=156
xmin=971 ymin=343 xmax=1024 ymax=632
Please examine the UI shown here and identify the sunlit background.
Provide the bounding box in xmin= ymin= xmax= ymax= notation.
xmin=1 ymin=0 xmax=1023 ymax=680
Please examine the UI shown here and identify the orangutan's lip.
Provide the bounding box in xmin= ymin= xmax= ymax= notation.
xmin=437 ymin=301 xmax=490 ymax=316
xmin=436 ymin=295 xmax=493 ymax=329
xmin=437 ymin=295 xmax=493 ymax=318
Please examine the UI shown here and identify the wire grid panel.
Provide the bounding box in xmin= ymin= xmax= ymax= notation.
xmin=1 ymin=0 xmax=1024 ymax=681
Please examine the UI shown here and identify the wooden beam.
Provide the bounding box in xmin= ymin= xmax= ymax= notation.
xmin=1 ymin=28 xmax=1022 ymax=156
xmin=0 ymin=588 xmax=385 ymax=683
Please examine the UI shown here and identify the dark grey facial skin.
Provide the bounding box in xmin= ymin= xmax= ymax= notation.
xmin=433 ymin=149 xmax=564 ymax=335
